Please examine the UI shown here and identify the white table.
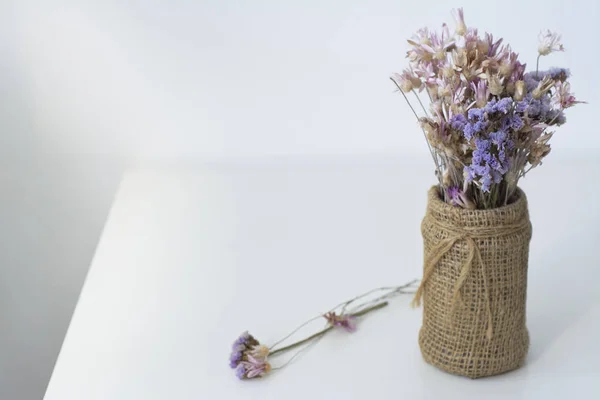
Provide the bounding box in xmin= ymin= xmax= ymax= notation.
xmin=44 ymin=156 xmax=600 ymax=399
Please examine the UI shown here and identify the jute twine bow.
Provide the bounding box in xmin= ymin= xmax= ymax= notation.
xmin=411 ymin=218 xmax=530 ymax=341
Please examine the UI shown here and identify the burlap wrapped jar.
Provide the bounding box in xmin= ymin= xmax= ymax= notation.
xmin=412 ymin=186 xmax=532 ymax=378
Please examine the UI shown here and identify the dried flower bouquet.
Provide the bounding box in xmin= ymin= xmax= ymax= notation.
xmin=391 ymin=9 xmax=583 ymax=209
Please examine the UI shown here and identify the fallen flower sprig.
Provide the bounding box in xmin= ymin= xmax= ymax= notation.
xmin=229 ymin=280 xmax=418 ymax=380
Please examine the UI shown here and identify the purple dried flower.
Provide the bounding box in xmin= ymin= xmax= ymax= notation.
xmin=489 ymin=131 xmax=507 ymax=146
xmin=446 ymin=186 xmax=475 ymax=209
xmin=482 ymin=97 xmax=511 ymax=114
xmin=547 ymin=67 xmax=570 ymax=81
xmin=450 ymin=114 xmax=467 ymax=130
xmin=495 ymin=97 xmax=513 ymax=114
xmin=241 ymin=355 xmax=272 ymax=379
xmin=447 ymin=186 xmax=460 ymax=199
xmin=491 ymin=170 xmax=503 ymax=184
xmin=468 ymin=107 xmax=485 ymax=121
xmin=485 ymin=32 xmax=503 ymax=57
xmin=465 ymin=126 xmax=512 ymax=193
xmin=516 ymin=101 xmax=528 ymax=113
xmin=473 ymin=120 xmax=488 ymax=132
xmin=230 ymin=352 xmax=242 ymax=368
xmin=463 ymin=123 xmax=476 ymax=140
xmin=416 ymin=62 xmax=437 ymax=86
xmin=462 ymin=118 xmax=488 ymax=141
xmin=522 ymin=94 xmax=552 ymax=120
xmin=465 ymin=166 xmax=477 ymax=182
xmin=236 ymin=365 xmax=247 ymax=380
xmin=421 ymin=24 xmax=455 ymax=60
xmin=500 ymin=114 xmax=523 ymax=131
xmin=471 ymin=80 xmax=489 ymax=107
xmin=523 ymin=72 xmax=542 ymax=92
xmin=510 ymin=61 xmax=526 ymax=82
xmin=498 ymin=149 xmax=506 ymax=163
xmin=229 ymin=331 xmax=261 ymax=370
xmin=475 ymin=137 xmax=491 ymax=151
xmin=233 ymin=331 xmax=250 ymax=348
xmin=498 ymin=48 xmax=519 ymax=78
xmin=555 ymin=112 xmax=566 ymax=125
xmin=229 ymin=346 xmax=245 ymax=369
xmin=480 ymin=173 xmax=493 ymax=192
xmin=512 ymin=115 xmax=524 ymax=130
xmin=324 ymin=312 xmax=357 ymax=333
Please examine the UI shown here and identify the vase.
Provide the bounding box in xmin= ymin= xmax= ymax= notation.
xmin=412 ymin=186 xmax=532 ymax=378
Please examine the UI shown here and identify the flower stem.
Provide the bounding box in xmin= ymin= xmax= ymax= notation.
xmin=536 ymin=54 xmax=541 ymax=78
xmin=413 ymin=90 xmax=429 ymax=117
xmin=268 ymin=301 xmax=389 ymax=357
xmin=390 ymin=78 xmax=443 ymax=188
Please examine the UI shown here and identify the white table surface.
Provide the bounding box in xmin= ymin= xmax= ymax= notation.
xmin=44 ymin=156 xmax=600 ymax=399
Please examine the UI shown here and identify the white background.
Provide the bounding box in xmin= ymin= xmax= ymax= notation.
xmin=1 ymin=1 xmax=599 ymax=399
xmin=4 ymin=0 xmax=598 ymax=158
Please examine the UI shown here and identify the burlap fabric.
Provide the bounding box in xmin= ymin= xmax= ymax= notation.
xmin=412 ymin=186 xmax=532 ymax=378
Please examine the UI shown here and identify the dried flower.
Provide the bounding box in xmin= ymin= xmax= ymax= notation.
xmin=553 ymin=81 xmax=585 ymax=109
xmin=422 ymin=24 xmax=455 ymax=60
xmin=228 ymin=283 xmax=417 ymax=381
xmin=324 ymin=312 xmax=357 ymax=332
xmin=436 ymin=78 xmax=453 ymax=99
xmin=441 ymin=64 xmax=456 ymax=79
xmin=250 ymin=345 xmax=270 ymax=359
xmin=235 ymin=365 xmax=247 ymax=379
xmin=452 ymin=8 xmax=467 ymax=36
xmin=447 ymin=186 xmax=476 ymax=209
xmin=485 ymin=33 xmax=503 ymax=57
xmin=531 ymin=76 xmax=554 ymax=99
xmin=513 ymin=80 xmax=525 ymax=101
xmin=414 ymin=62 xmax=437 ymax=86
xmin=229 ymin=331 xmax=261 ymax=369
xmin=237 ymin=355 xmax=272 ymax=380
xmin=487 ymin=73 xmax=504 ymax=96
xmin=452 ymin=48 xmax=468 ymax=68
xmin=510 ymin=61 xmax=526 ymax=82
xmin=498 ymin=48 xmax=518 ymax=78
xmin=408 ymin=27 xmax=432 ymax=46
xmin=392 ymin=9 xmax=581 ymax=208
xmin=471 ymin=80 xmax=489 ymax=108
xmin=528 ymin=132 xmax=553 ymax=166
xmin=538 ymin=30 xmax=564 ymax=56
xmin=391 ymin=72 xmax=414 ymax=93
xmin=547 ymin=67 xmax=570 ymax=81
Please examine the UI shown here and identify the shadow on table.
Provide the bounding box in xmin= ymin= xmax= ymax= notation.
xmin=525 ymin=219 xmax=600 ymax=365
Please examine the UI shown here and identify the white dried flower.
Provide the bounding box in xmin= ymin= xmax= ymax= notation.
xmin=452 ymin=8 xmax=467 ymax=36
xmin=538 ymin=30 xmax=564 ymax=56
xmin=532 ymin=76 xmax=554 ymax=99
xmin=487 ymin=74 xmax=504 ymax=96
xmin=513 ymin=80 xmax=526 ymax=101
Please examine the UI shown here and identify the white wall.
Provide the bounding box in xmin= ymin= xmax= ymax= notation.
xmin=7 ymin=0 xmax=599 ymax=161
xmin=0 ymin=157 xmax=122 ymax=400
xmin=1 ymin=5 xmax=123 ymax=400
xmin=1 ymin=1 xmax=598 ymax=399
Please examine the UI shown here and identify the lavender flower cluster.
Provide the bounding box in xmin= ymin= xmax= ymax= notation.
xmin=229 ymin=332 xmax=271 ymax=380
xmin=392 ymin=9 xmax=584 ymax=209
xmin=450 ymin=98 xmax=519 ymax=192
